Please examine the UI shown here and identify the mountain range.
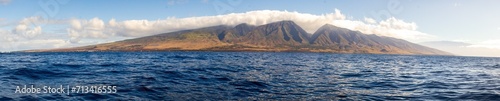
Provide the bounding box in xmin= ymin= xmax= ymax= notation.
xmin=28 ymin=20 xmax=451 ymax=55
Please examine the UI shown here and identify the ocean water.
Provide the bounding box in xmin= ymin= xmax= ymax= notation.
xmin=0 ymin=52 xmax=499 ymax=100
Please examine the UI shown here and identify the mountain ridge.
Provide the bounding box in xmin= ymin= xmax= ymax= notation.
xmin=26 ymin=21 xmax=452 ymax=55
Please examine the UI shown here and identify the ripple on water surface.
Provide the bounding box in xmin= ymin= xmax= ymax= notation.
xmin=0 ymin=52 xmax=499 ymax=100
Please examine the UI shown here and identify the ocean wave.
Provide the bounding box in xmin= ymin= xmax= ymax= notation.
xmin=1 ymin=52 xmax=499 ymax=100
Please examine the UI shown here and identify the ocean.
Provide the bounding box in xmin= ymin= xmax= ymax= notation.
xmin=0 ymin=52 xmax=499 ymax=100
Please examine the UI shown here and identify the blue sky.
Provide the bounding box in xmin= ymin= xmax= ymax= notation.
xmin=1 ymin=0 xmax=500 ymax=56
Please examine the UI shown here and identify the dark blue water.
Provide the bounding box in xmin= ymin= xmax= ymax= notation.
xmin=0 ymin=52 xmax=499 ymax=100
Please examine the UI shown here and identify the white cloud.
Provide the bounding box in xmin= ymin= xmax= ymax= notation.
xmin=67 ymin=18 xmax=109 ymax=42
xmin=331 ymin=17 xmax=432 ymax=41
xmin=364 ymin=17 xmax=376 ymax=24
xmin=0 ymin=29 xmax=19 ymax=42
xmin=17 ymin=16 xmax=68 ymax=26
xmin=0 ymin=39 xmax=71 ymax=52
xmin=0 ymin=0 xmax=10 ymax=5
xmin=14 ymin=25 xmax=42 ymax=38
xmin=10 ymin=16 xmax=69 ymax=39
xmin=10 ymin=17 xmax=44 ymax=38
xmin=467 ymin=39 xmax=500 ymax=50
xmin=0 ymin=16 xmax=72 ymax=52
xmin=1 ymin=26 xmax=70 ymax=52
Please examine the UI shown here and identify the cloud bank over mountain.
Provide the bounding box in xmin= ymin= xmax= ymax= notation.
xmin=66 ymin=9 xmax=432 ymax=42
xmin=0 ymin=9 xmax=447 ymax=52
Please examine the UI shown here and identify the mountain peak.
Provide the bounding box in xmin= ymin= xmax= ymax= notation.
xmin=267 ymin=20 xmax=298 ymax=26
xmin=235 ymin=23 xmax=250 ymax=28
xmin=232 ymin=23 xmax=255 ymax=36
xmin=320 ymin=24 xmax=336 ymax=28
xmin=234 ymin=23 xmax=255 ymax=30
xmin=276 ymin=20 xmax=295 ymax=23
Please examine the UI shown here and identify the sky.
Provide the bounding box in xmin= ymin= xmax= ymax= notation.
xmin=1 ymin=0 xmax=500 ymax=57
